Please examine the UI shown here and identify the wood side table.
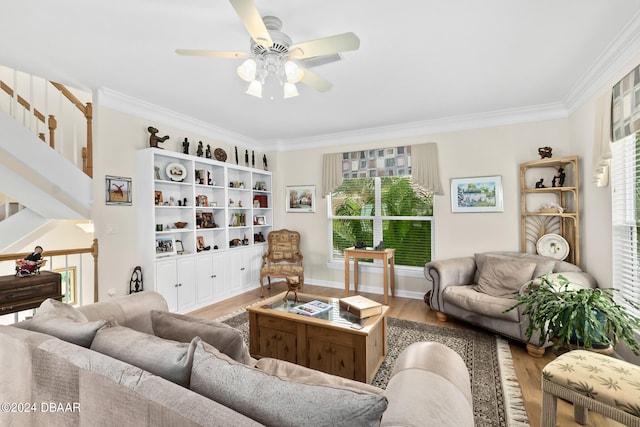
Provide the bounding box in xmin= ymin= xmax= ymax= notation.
xmin=344 ymin=247 xmax=395 ymax=304
xmin=0 ymin=271 xmax=62 ymax=317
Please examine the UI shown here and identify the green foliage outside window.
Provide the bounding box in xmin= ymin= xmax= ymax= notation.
xmin=331 ymin=177 xmax=433 ymax=267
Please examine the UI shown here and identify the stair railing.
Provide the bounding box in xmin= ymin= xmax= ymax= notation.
xmin=0 ymin=69 xmax=93 ymax=177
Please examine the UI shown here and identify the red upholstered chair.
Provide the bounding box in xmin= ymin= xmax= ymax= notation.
xmin=259 ymin=229 xmax=304 ymax=297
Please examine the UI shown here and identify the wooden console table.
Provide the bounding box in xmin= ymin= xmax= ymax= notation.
xmin=344 ymin=247 xmax=395 ymax=304
xmin=0 ymin=271 xmax=62 ymax=316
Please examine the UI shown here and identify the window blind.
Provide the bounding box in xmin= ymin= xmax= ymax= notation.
xmin=611 ymin=132 xmax=640 ymax=318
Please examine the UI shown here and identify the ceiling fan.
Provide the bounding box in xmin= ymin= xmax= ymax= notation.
xmin=175 ymin=0 xmax=360 ymax=98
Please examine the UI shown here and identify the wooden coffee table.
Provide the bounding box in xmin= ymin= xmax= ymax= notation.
xmin=247 ymin=291 xmax=388 ymax=383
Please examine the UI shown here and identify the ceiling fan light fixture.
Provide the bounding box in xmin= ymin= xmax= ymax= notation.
xmin=237 ymin=58 xmax=257 ymax=82
xmin=283 ymin=82 xmax=299 ymax=98
xmin=284 ymin=60 xmax=303 ymax=83
xmin=246 ymin=80 xmax=262 ymax=98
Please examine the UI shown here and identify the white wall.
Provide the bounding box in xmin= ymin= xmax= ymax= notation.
xmin=273 ymin=118 xmax=570 ymax=297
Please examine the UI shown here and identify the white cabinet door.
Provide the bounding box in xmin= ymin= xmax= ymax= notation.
xmin=195 ymin=254 xmax=215 ymax=305
xmin=155 ymin=259 xmax=178 ymax=312
xmin=176 ymin=256 xmax=196 ymax=312
xmin=211 ymin=252 xmax=227 ymax=300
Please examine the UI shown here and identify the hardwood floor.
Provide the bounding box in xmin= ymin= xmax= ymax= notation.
xmin=189 ymin=282 xmax=624 ymax=427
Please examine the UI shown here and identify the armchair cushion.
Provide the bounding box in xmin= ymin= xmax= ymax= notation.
xmin=444 ymin=285 xmax=520 ymax=322
xmin=473 ymin=256 xmax=537 ymax=297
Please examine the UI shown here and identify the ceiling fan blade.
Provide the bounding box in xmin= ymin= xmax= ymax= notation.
xmin=175 ymin=49 xmax=249 ymax=59
xmin=229 ymin=0 xmax=273 ymax=47
xmin=289 ymin=32 xmax=360 ymax=59
xmin=300 ymin=67 xmax=332 ymax=92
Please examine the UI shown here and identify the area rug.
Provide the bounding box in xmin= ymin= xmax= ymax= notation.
xmin=222 ymin=312 xmax=530 ymax=427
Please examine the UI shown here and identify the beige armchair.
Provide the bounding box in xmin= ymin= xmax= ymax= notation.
xmin=259 ymin=229 xmax=304 ymax=297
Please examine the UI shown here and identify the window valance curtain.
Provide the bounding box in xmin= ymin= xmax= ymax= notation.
xmin=322 ymin=142 xmax=443 ymax=195
xmin=593 ymin=89 xmax=612 ymax=187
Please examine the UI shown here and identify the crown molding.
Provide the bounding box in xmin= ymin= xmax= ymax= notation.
xmin=96 ymin=88 xmax=260 ymax=148
xmin=267 ymin=103 xmax=568 ymax=151
xmin=564 ymin=11 xmax=640 ymax=113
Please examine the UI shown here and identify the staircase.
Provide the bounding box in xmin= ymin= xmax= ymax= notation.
xmin=0 ymin=66 xmax=92 ymax=250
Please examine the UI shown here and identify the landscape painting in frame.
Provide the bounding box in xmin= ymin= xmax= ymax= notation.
xmin=106 ymin=175 xmax=132 ymax=205
xmin=450 ymin=175 xmax=503 ymax=213
xmin=286 ymin=185 xmax=315 ymax=213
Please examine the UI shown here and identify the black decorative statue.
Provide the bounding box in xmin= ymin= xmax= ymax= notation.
xmin=182 ymin=138 xmax=190 ymax=154
xmin=147 ymin=126 xmax=169 ymax=149
xmin=197 ymin=141 xmax=204 ymax=157
xmin=206 ymin=144 xmax=212 ymax=159
xmin=263 ymin=154 xmax=268 ymax=171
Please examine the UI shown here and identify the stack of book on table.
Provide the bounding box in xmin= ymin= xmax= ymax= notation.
xmin=291 ymin=300 xmax=333 ymax=316
xmin=339 ymin=295 xmax=383 ymax=318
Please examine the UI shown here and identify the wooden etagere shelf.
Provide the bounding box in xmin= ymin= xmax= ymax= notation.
xmin=136 ymin=148 xmax=273 ymax=312
xmin=520 ymin=155 xmax=580 ymax=267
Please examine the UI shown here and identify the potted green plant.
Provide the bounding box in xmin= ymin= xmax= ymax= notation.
xmin=507 ymin=274 xmax=640 ymax=355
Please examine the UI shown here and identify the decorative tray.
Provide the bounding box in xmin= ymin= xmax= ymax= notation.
xmin=166 ymin=163 xmax=187 ymax=182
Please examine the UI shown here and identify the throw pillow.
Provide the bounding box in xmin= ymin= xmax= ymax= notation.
xmin=23 ymin=298 xmax=106 ymax=348
xmin=473 ymin=256 xmax=536 ymax=297
xmin=528 ymin=271 xmax=597 ymax=291
xmin=91 ymin=325 xmax=197 ymax=387
xmin=190 ymin=341 xmax=388 ymax=427
xmin=151 ymin=310 xmax=253 ymax=364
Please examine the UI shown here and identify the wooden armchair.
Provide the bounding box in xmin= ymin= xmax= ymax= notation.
xmin=259 ymin=229 xmax=304 ymax=297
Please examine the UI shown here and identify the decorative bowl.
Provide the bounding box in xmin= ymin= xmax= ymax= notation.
xmin=174 ymin=222 xmax=188 ymax=229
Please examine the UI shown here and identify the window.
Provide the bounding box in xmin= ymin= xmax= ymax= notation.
xmin=328 ymin=176 xmax=434 ymax=268
xmin=611 ymin=132 xmax=640 ymax=318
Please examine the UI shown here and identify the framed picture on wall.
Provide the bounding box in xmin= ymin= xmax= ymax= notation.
xmin=54 ymin=267 xmax=77 ymax=305
xmin=286 ymin=185 xmax=316 ymax=213
xmin=450 ymin=175 xmax=503 ymax=213
xmin=106 ymin=175 xmax=132 ymax=205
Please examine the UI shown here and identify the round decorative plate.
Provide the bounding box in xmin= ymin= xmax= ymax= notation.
xmin=214 ymin=148 xmax=227 ymax=162
xmin=166 ymin=163 xmax=187 ymax=182
xmin=536 ymin=233 xmax=569 ymax=260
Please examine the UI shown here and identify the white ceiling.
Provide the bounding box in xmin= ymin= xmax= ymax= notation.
xmin=2 ymin=1 xmax=640 ymax=147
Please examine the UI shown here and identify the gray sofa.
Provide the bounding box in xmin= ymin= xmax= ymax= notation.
xmin=425 ymin=251 xmax=595 ymax=356
xmin=0 ymin=291 xmax=474 ymax=427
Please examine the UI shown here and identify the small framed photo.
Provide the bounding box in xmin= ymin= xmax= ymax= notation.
xmin=156 ymin=236 xmax=176 ymax=257
xmin=450 ymin=175 xmax=503 ymax=213
xmin=255 ymin=215 xmax=266 ymax=225
xmin=106 ymin=175 xmax=132 ymax=205
xmin=54 ymin=266 xmax=77 ymax=305
xmin=175 ymin=239 xmax=185 ymax=254
xmin=154 ymin=191 xmax=163 ymax=205
xmin=286 ymin=185 xmax=316 ymax=213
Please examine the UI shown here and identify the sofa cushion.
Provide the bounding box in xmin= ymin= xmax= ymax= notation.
xmin=254 ymin=357 xmax=383 ymax=395
xmin=151 ymin=310 xmax=253 ymax=364
xmin=91 ymin=325 xmax=197 ymax=387
xmin=443 ymin=285 xmax=520 ymax=322
xmin=190 ymin=341 xmax=388 ymax=427
xmin=18 ymin=298 xmax=107 ymax=348
xmin=473 ymin=255 xmax=537 ymax=297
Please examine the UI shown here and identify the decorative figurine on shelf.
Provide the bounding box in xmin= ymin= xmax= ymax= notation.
xmin=15 ymin=245 xmax=47 ymax=277
xmin=197 ymin=141 xmax=204 ymax=157
xmin=557 ymin=167 xmax=566 ymax=187
xmin=235 ymin=146 xmax=239 ymax=165
xmin=147 ymin=126 xmax=169 ymax=149
xmin=245 ymin=149 xmax=249 ymax=167
xmin=206 ymin=144 xmax=212 ymax=159
xmin=538 ymin=146 xmax=553 ymax=159
xmin=535 ymin=178 xmax=546 ymax=188
xmin=552 ymin=175 xmax=557 ymax=187
xmin=263 ymin=154 xmax=268 ymax=171
xmin=182 ymin=137 xmax=190 ymax=154
xmin=252 ymin=150 xmax=255 ymax=167
xmin=183 ymin=197 xmax=187 ymax=206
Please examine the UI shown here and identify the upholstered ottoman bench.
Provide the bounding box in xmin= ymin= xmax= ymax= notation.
xmin=541 ymin=350 xmax=640 ymax=427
